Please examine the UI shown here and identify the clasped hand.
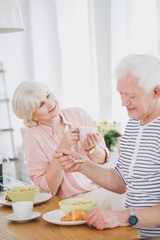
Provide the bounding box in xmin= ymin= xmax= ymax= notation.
xmin=57 ymin=128 xmax=100 ymax=152
xmin=81 ymin=132 xmax=100 ymax=151
xmin=57 ymin=128 xmax=79 ymax=150
xmin=56 ymin=149 xmax=85 ymax=173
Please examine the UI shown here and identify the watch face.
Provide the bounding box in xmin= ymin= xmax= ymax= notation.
xmin=128 ymin=215 xmax=138 ymax=226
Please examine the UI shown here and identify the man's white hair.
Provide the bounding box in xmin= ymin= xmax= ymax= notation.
xmin=115 ymin=54 xmax=160 ymax=93
xmin=12 ymin=81 xmax=50 ymax=127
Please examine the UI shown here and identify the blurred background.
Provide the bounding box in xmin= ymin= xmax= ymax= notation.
xmin=0 ymin=0 xmax=160 ymax=181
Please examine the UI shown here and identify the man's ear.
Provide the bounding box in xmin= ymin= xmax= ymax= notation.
xmin=153 ymin=86 xmax=160 ymax=99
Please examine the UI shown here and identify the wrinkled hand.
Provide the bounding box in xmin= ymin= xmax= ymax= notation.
xmin=57 ymin=128 xmax=79 ymax=151
xmin=81 ymin=133 xmax=99 ymax=151
xmin=85 ymin=208 xmax=120 ymax=230
xmin=56 ymin=149 xmax=85 ymax=172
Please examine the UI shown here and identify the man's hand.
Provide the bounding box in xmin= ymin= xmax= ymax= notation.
xmin=56 ymin=149 xmax=86 ymax=172
xmin=85 ymin=208 xmax=127 ymax=230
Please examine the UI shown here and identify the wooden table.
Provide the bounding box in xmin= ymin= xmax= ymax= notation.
xmin=0 ymin=192 xmax=140 ymax=240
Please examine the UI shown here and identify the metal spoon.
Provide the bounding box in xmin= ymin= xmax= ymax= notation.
xmin=68 ymin=156 xmax=86 ymax=163
xmin=0 ymin=183 xmax=13 ymax=191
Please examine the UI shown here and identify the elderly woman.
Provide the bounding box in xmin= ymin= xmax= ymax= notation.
xmin=57 ymin=54 xmax=160 ymax=238
xmin=12 ymin=81 xmax=125 ymax=210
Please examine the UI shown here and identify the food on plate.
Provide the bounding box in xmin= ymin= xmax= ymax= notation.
xmin=61 ymin=210 xmax=88 ymax=221
xmin=5 ymin=194 xmax=11 ymax=201
xmin=71 ymin=200 xmax=93 ymax=205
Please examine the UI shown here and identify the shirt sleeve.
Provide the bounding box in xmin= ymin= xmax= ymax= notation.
xmin=115 ymin=154 xmax=126 ymax=184
xmin=24 ymin=129 xmax=51 ymax=193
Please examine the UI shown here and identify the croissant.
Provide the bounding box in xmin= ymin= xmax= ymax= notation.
xmin=5 ymin=195 xmax=11 ymax=201
xmin=61 ymin=210 xmax=88 ymax=221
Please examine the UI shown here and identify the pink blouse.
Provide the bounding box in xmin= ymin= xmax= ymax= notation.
xmin=24 ymin=107 xmax=110 ymax=198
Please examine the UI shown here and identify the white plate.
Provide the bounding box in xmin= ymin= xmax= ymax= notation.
xmin=42 ymin=209 xmax=86 ymax=225
xmin=7 ymin=211 xmax=40 ymax=223
xmin=0 ymin=192 xmax=52 ymax=206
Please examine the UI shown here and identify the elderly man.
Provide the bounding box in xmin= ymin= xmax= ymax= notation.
xmin=57 ymin=54 xmax=160 ymax=238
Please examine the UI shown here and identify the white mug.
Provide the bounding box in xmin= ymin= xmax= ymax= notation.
xmin=78 ymin=126 xmax=98 ymax=140
xmin=12 ymin=201 xmax=33 ymax=219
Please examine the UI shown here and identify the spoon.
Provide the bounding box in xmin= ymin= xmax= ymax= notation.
xmin=0 ymin=183 xmax=13 ymax=191
xmin=68 ymin=156 xmax=86 ymax=163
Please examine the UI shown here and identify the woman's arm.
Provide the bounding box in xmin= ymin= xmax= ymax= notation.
xmin=81 ymin=133 xmax=110 ymax=164
xmin=85 ymin=145 xmax=107 ymax=164
xmin=45 ymin=156 xmax=64 ymax=196
xmin=24 ymin=129 xmax=65 ymax=195
xmin=78 ymin=108 xmax=110 ymax=164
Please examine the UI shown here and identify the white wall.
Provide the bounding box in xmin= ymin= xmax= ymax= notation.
xmin=93 ymin=0 xmax=112 ymax=121
xmin=0 ymin=0 xmax=33 ymax=156
xmin=0 ymin=0 xmax=112 ymax=158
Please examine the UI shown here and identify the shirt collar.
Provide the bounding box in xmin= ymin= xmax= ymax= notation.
xmin=37 ymin=110 xmax=71 ymax=136
xmin=59 ymin=110 xmax=71 ymax=126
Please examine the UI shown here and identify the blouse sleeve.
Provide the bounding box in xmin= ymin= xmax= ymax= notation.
xmin=24 ymin=129 xmax=51 ymax=193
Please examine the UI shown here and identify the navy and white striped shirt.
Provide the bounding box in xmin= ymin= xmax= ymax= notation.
xmin=115 ymin=117 xmax=160 ymax=238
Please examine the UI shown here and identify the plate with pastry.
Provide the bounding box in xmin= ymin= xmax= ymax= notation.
xmin=0 ymin=192 xmax=52 ymax=206
xmin=42 ymin=209 xmax=87 ymax=225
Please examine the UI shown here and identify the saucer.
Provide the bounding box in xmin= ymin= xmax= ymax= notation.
xmin=7 ymin=211 xmax=41 ymax=223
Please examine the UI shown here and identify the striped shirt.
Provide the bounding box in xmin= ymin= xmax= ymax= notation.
xmin=115 ymin=117 xmax=160 ymax=238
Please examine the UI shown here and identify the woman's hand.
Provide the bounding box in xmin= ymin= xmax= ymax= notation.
xmin=81 ymin=133 xmax=99 ymax=151
xmin=85 ymin=208 xmax=123 ymax=230
xmin=45 ymin=151 xmax=64 ymax=196
xmin=56 ymin=149 xmax=86 ymax=173
xmin=57 ymin=128 xmax=80 ymax=151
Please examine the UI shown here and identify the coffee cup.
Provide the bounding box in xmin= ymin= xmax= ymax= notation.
xmin=12 ymin=201 xmax=33 ymax=219
xmin=78 ymin=126 xmax=98 ymax=140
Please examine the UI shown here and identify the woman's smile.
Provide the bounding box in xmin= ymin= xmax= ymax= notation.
xmin=48 ymin=104 xmax=56 ymax=113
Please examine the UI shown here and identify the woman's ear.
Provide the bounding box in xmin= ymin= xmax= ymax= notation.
xmin=153 ymin=86 xmax=160 ymax=99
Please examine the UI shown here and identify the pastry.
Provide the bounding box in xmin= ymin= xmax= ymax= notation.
xmin=61 ymin=209 xmax=88 ymax=221
xmin=5 ymin=194 xmax=11 ymax=201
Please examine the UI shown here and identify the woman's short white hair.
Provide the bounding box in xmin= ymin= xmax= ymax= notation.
xmin=115 ymin=54 xmax=160 ymax=93
xmin=12 ymin=81 xmax=50 ymax=127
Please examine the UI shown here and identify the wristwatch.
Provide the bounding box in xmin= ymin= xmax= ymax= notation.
xmin=85 ymin=145 xmax=97 ymax=154
xmin=128 ymin=208 xmax=138 ymax=226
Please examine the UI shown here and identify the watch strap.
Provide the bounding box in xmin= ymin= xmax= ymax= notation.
xmin=128 ymin=208 xmax=138 ymax=226
xmin=130 ymin=208 xmax=135 ymax=216
xmin=85 ymin=145 xmax=97 ymax=154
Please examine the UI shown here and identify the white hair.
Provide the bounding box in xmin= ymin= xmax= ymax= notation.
xmin=12 ymin=81 xmax=50 ymax=127
xmin=115 ymin=54 xmax=160 ymax=93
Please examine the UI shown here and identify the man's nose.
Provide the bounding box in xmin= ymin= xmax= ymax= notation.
xmin=121 ymin=94 xmax=130 ymax=107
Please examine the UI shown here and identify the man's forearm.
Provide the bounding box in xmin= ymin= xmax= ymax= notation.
xmin=118 ymin=205 xmax=160 ymax=228
xmin=80 ymin=161 xmax=126 ymax=194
